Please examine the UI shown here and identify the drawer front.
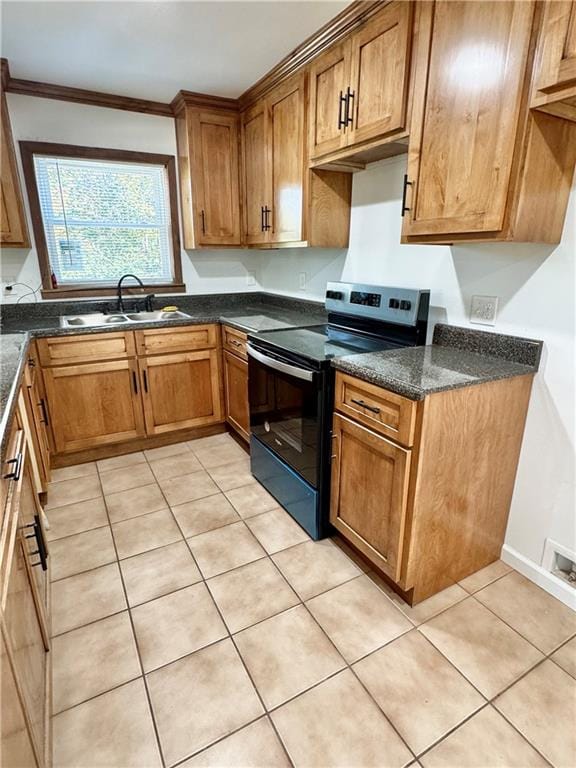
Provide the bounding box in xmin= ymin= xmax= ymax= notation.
xmin=37 ymin=332 xmax=135 ymax=366
xmin=135 ymin=324 xmax=218 ymax=355
xmin=222 ymin=325 xmax=248 ymax=360
xmin=334 ymin=372 xmax=417 ymax=447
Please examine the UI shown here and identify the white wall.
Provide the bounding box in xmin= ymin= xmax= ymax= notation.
xmin=1 ymin=94 xmax=260 ymax=301
xmin=259 ymin=155 xmax=576 ymax=601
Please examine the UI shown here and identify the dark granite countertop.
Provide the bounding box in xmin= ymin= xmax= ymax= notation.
xmin=0 ymin=292 xmax=326 ymax=455
xmin=332 ymin=323 xmax=542 ymax=400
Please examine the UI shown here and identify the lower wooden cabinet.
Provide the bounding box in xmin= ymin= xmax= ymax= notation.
xmin=1 ymin=433 xmax=50 ymax=768
xmin=223 ymin=350 xmax=249 ymax=441
xmin=139 ymin=350 xmax=223 ymax=435
xmin=330 ymin=371 xmax=535 ymax=604
xmin=330 ymin=412 xmax=411 ymax=581
xmin=43 ymin=358 xmax=145 ymax=453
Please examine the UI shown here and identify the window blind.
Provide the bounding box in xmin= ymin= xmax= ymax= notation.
xmin=33 ymin=155 xmax=174 ymax=285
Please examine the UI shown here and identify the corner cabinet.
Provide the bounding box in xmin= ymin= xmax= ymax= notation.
xmin=330 ymin=371 xmax=535 ymax=604
xmin=531 ymin=0 xmax=576 ymax=122
xmin=1 ymin=88 xmax=29 ymax=247
xmin=308 ymin=1 xmax=413 ymax=169
xmin=401 ymin=0 xmax=576 ymax=244
xmin=175 ymin=102 xmax=242 ymax=248
xmin=240 ymin=72 xmax=352 ymax=248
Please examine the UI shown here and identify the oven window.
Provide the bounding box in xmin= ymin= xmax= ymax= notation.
xmin=248 ymin=359 xmax=320 ymax=487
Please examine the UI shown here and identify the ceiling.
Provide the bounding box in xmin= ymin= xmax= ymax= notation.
xmin=1 ymin=1 xmax=350 ymax=103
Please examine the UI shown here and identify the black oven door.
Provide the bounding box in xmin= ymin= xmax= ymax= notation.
xmin=247 ymin=343 xmax=322 ymax=488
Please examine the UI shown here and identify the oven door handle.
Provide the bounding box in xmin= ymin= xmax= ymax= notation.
xmin=247 ymin=344 xmax=315 ymax=382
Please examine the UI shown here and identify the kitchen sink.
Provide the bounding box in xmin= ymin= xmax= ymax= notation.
xmin=60 ymin=309 xmax=192 ymax=328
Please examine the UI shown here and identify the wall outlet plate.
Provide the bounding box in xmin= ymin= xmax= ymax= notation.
xmin=246 ymin=272 xmax=256 ymax=287
xmin=470 ymin=295 xmax=498 ymax=325
xmin=298 ymin=272 xmax=307 ymax=290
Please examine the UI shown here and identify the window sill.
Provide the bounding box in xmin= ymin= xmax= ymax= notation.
xmin=40 ymin=283 xmax=186 ymax=300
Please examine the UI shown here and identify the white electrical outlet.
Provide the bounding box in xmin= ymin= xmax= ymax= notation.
xmin=246 ymin=272 xmax=256 ymax=287
xmin=299 ymin=272 xmax=307 ymax=290
xmin=470 ymin=295 xmax=498 ymax=326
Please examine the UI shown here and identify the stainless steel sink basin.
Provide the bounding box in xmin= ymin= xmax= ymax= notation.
xmin=60 ymin=310 xmax=191 ymax=328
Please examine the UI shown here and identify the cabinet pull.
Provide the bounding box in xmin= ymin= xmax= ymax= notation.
xmin=260 ymin=206 xmax=265 ymax=232
xmin=330 ymin=432 xmax=339 ymax=461
xmin=4 ymin=453 xmax=23 ymax=481
xmin=338 ymin=90 xmax=347 ymax=129
xmin=39 ymin=398 xmax=49 ymax=426
xmin=230 ymin=339 xmax=242 ymax=347
xmin=143 ymin=369 xmax=149 ymax=393
xmin=401 ymin=174 xmax=413 ymax=217
xmin=132 ymin=370 xmax=139 ymax=395
xmin=264 ymin=206 xmax=271 ymax=231
xmin=24 ymin=515 xmax=48 ymax=571
xmin=345 ymin=87 xmax=355 ymax=127
xmin=350 ymin=398 xmax=381 ymax=414
xmin=28 ymin=357 xmax=36 ymax=368
xmin=201 ymin=209 xmax=206 ymax=234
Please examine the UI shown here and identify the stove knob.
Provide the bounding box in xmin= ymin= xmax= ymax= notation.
xmin=400 ymin=300 xmax=412 ymax=310
xmin=389 ymin=298 xmax=400 ymax=309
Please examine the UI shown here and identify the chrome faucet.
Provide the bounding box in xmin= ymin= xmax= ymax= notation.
xmin=116 ymin=274 xmax=154 ymax=313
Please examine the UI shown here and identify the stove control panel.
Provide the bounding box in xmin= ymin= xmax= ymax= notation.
xmin=325 ymin=281 xmax=430 ymax=327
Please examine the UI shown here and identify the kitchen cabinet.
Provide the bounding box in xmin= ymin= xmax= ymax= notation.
xmin=39 ymin=326 xmax=225 ymax=456
xmin=401 ymin=0 xmax=576 ymax=244
xmin=139 ymin=349 xmax=223 ymax=435
xmin=0 ymin=86 xmax=29 ymax=248
xmin=531 ymin=0 xmax=576 ymax=121
xmin=42 ymin=358 xmax=145 ymax=453
xmin=308 ymin=1 xmax=413 ymax=168
xmin=175 ymin=103 xmax=241 ymax=248
xmin=20 ymin=348 xmax=51 ymax=493
xmin=1 ymin=424 xmax=50 ymax=767
xmin=241 ymin=72 xmax=352 ymax=247
xmin=330 ymin=412 xmax=411 ymax=581
xmin=330 ymin=371 xmax=535 ymax=603
xmin=223 ymin=351 xmax=249 ymax=442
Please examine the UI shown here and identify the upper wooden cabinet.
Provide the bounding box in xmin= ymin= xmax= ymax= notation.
xmin=1 ymin=89 xmax=29 ymax=247
xmin=241 ymin=72 xmax=352 ymax=248
xmin=531 ymin=0 xmax=576 ymax=121
xmin=175 ymin=103 xmax=241 ymax=248
xmin=308 ymin=1 xmax=413 ymax=168
xmin=401 ymin=0 xmax=576 ymax=244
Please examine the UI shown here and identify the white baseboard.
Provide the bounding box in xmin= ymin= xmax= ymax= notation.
xmin=501 ymin=545 xmax=576 ymax=611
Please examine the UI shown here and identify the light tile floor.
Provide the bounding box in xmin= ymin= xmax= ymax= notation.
xmin=47 ymin=433 xmax=576 ymax=768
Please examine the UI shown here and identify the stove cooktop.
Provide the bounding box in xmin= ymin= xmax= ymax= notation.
xmin=250 ymin=324 xmax=401 ymax=365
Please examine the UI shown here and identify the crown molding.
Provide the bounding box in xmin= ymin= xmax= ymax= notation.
xmin=171 ymin=90 xmax=239 ymax=115
xmin=238 ymin=0 xmax=385 ymax=109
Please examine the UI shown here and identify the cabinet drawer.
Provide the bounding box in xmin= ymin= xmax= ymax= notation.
xmin=135 ymin=324 xmax=218 ymax=355
xmin=334 ymin=372 xmax=417 ymax=447
xmin=37 ymin=332 xmax=135 ymax=366
xmin=222 ymin=325 xmax=247 ymax=360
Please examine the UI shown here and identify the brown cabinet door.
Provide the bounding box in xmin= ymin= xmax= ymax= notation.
xmin=268 ymin=73 xmax=306 ymax=244
xmin=1 ymin=631 xmax=38 ymax=768
xmin=402 ymin=0 xmax=535 ymax=238
xmin=191 ymin=110 xmax=242 ymax=246
xmin=0 ymin=92 xmax=29 ymax=247
xmin=347 ymin=1 xmax=412 ymax=147
xmin=534 ymin=0 xmax=576 ymax=97
xmin=43 ymin=359 xmax=145 ymax=453
xmin=241 ymin=102 xmax=271 ymax=245
xmin=140 ymin=350 xmax=223 ymax=435
xmin=330 ymin=413 xmax=411 ymax=581
xmin=308 ymin=41 xmax=351 ymax=160
xmin=223 ymin=351 xmax=249 ymax=441
xmin=2 ymin=497 xmax=49 ymax=767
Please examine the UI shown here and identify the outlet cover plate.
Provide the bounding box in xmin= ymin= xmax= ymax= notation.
xmin=470 ymin=295 xmax=498 ymax=326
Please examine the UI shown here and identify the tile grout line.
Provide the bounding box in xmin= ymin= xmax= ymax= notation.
xmin=93 ymin=462 xmax=168 ymax=768
xmin=146 ymin=450 xmax=297 ymax=768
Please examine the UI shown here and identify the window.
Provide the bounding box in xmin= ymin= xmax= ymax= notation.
xmin=20 ymin=143 xmax=183 ymax=297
